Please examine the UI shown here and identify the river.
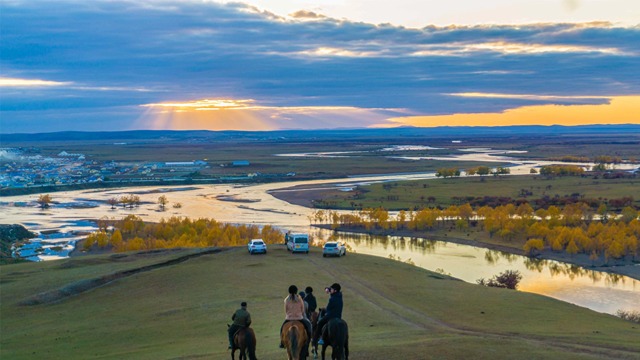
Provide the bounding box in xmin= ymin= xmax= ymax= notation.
xmin=1 ymin=148 xmax=639 ymax=314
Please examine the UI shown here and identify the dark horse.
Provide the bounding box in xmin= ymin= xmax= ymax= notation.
xmin=312 ymin=308 xmax=349 ymax=360
xmin=230 ymin=326 xmax=257 ymax=360
xmin=281 ymin=320 xmax=308 ymax=360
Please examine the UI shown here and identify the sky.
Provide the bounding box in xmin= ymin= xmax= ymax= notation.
xmin=1 ymin=0 xmax=639 ymax=133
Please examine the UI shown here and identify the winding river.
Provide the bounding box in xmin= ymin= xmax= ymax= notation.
xmin=2 ymin=148 xmax=639 ymax=315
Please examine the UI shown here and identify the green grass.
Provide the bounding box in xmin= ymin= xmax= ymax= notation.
xmin=314 ymin=175 xmax=640 ymax=209
xmin=2 ymin=246 xmax=639 ymax=359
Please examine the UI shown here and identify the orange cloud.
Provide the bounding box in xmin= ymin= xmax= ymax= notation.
xmin=138 ymin=98 xmax=399 ymax=130
xmin=385 ymin=95 xmax=640 ymax=127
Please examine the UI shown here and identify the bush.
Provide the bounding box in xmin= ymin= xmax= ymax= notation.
xmin=477 ymin=270 xmax=523 ymax=290
xmin=616 ymin=310 xmax=640 ymax=323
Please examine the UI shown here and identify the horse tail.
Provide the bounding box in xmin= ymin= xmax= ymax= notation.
xmin=291 ymin=326 xmax=299 ymax=357
xmin=246 ymin=329 xmax=257 ymax=360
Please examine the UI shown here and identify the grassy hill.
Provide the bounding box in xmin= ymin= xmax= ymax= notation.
xmin=1 ymin=245 xmax=639 ymax=359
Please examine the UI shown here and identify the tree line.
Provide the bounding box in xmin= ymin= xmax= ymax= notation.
xmin=310 ymin=203 xmax=639 ymax=263
xmin=83 ymin=215 xmax=284 ymax=252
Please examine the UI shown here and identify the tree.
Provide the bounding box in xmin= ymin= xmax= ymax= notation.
xmin=37 ymin=194 xmax=52 ymax=209
xmin=107 ymin=197 xmax=118 ymax=210
xmin=477 ymin=270 xmax=522 ymax=290
xmin=523 ymin=238 xmax=544 ymax=256
xmin=110 ymin=229 xmax=123 ymax=251
xmin=477 ymin=166 xmax=490 ymax=176
xmin=119 ymin=195 xmax=130 ymax=209
xmin=158 ymin=195 xmax=168 ymax=211
xmin=621 ymin=206 xmax=638 ymax=223
xmin=130 ymin=195 xmax=141 ymax=208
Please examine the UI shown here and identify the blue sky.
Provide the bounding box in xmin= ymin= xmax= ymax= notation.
xmin=1 ymin=0 xmax=639 ymax=133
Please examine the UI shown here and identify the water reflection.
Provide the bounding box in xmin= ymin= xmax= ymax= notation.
xmin=312 ymin=228 xmax=640 ymax=315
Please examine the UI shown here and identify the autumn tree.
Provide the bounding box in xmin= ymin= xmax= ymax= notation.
xmin=158 ymin=195 xmax=168 ymax=211
xmin=37 ymin=194 xmax=52 ymax=209
xmin=523 ymin=238 xmax=544 ymax=256
xmin=111 ymin=229 xmax=123 ymax=251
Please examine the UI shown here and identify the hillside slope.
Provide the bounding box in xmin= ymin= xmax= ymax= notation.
xmin=1 ymin=245 xmax=639 ymax=359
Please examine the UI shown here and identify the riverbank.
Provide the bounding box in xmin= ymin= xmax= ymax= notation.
xmin=313 ymin=223 xmax=640 ymax=281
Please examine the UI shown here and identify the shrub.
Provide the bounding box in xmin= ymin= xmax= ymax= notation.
xmin=477 ymin=270 xmax=523 ymax=290
xmin=616 ymin=310 xmax=640 ymax=323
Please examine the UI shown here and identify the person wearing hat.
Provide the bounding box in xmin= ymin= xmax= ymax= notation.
xmin=279 ymin=285 xmax=312 ymax=354
xmin=304 ymin=286 xmax=317 ymax=318
xmin=314 ymin=283 xmax=343 ymax=345
xmin=228 ymin=301 xmax=251 ymax=350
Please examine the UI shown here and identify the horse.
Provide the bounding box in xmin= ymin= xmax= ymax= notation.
xmin=231 ymin=326 xmax=257 ymax=360
xmin=281 ymin=320 xmax=309 ymax=360
xmin=309 ymin=311 xmax=320 ymax=358
xmin=312 ymin=308 xmax=349 ymax=360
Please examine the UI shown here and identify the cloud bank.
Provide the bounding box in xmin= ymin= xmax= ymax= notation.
xmin=1 ymin=1 xmax=639 ymax=132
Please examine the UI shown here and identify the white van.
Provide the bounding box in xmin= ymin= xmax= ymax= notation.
xmin=286 ymin=233 xmax=309 ymax=254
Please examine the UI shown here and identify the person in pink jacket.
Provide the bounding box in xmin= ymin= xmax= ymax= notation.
xmin=279 ymin=285 xmax=312 ymax=352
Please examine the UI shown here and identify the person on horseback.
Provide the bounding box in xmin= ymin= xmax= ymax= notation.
xmin=279 ymin=285 xmax=312 ymax=350
xmin=299 ymin=291 xmax=310 ymax=319
xmin=228 ymin=301 xmax=251 ymax=349
xmin=314 ymin=283 xmax=343 ymax=345
xmin=304 ymin=286 xmax=317 ymax=318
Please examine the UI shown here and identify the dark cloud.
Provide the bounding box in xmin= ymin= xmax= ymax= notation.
xmin=1 ymin=0 xmax=639 ymax=132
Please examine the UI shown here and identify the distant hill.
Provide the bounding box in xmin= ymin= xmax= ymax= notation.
xmin=0 ymin=224 xmax=36 ymax=264
xmin=3 ymin=124 xmax=640 ymax=143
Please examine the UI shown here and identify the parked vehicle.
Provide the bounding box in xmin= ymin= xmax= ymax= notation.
xmin=322 ymin=242 xmax=346 ymax=257
xmin=286 ymin=233 xmax=309 ymax=254
xmin=247 ymin=239 xmax=267 ymax=254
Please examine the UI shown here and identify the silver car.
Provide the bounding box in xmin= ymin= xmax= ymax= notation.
xmin=322 ymin=242 xmax=346 ymax=257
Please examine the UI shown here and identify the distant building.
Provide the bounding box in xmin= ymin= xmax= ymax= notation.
xmin=164 ymin=162 xmax=196 ymax=167
xmin=231 ymin=160 xmax=250 ymax=167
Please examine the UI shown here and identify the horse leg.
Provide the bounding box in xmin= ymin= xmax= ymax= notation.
xmin=321 ymin=344 xmax=327 ymax=360
xmin=345 ymin=338 xmax=349 ymax=360
xmin=230 ymin=348 xmax=236 ymax=360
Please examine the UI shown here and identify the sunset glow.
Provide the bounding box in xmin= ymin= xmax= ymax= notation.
xmin=387 ymin=96 xmax=640 ymax=127
xmin=2 ymin=1 xmax=639 ymax=132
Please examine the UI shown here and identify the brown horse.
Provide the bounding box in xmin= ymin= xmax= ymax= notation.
xmin=309 ymin=311 xmax=320 ymax=358
xmin=312 ymin=309 xmax=349 ymax=360
xmin=281 ymin=320 xmax=308 ymax=360
xmin=231 ymin=326 xmax=257 ymax=360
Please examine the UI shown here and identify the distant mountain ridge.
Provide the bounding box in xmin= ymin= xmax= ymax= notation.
xmin=3 ymin=124 xmax=640 ymax=142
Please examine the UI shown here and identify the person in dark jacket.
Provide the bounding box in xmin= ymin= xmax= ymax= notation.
xmin=228 ymin=301 xmax=251 ymax=349
xmin=314 ymin=283 xmax=343 ymax=345
xmin=304 ymin=286 xmax=317 ymax=317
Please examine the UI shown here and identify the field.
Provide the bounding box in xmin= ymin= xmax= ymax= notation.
xmin=288 ymin=175 xmax=640 ymax=210
xmin=2 ymin=246 xmax=639 ymax=360
xmin=3 ymin=127 xmax=639 ymax=190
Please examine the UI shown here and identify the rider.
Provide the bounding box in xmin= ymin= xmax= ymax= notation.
xmin=314 ymin=283 xmax=343 ymax=346
xmin=228 ymin=301 xmax=251 ymax=349
xmin=304 ymin=286 xmax=317 ymax=318
xmin=299 ymin=291 xmax=310 ymax=318
xmin=280 ymin=285 xmax=312 ymax=350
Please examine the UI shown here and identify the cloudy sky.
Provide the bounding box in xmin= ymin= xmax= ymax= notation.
xmin=1 ymin=0 xmax=639 ymax=133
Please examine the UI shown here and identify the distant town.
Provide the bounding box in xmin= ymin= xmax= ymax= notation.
xmin=0 ymin=147 xmax=293 ymax=192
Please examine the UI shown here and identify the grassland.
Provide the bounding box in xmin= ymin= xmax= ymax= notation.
xmin=297 ymin=175 xmax=640 ymax=210
xmin=2 ymin=246 xmax=639 ymax=359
